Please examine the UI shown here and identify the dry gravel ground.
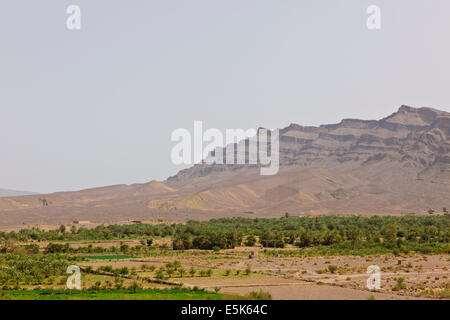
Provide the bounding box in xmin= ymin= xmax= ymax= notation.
xmin=220 ymin=284 xmax=418 ymax=300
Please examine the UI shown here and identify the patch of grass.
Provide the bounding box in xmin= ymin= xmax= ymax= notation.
xmin=0 ymin=289 xmax=245 ymax=300
xmin=245 ymin=290 xmax=272 ymax=300
xmin=82 ymin=255 xmax=137 ymax=260
xmin=199 ymin=256 xmax=237 ymax=260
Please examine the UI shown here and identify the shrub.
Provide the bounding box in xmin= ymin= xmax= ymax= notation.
xmin=155 ymin=269 xmax=165 ymax=280
xmin=247 ymin=290 xmax=272 ymax=300
xmin=119 ymin=267 xmax=129 ymax=275
xmin=327 ymin=265 xmax=338 ymax=274
xmin=128 ymin=281 xmax=141 ymax=293
xmin=392 ymin=277 xmax=407 ymax=291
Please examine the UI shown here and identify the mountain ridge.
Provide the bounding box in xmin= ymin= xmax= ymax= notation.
xmin=0 ymin=105 xmax=449 ymax=228
xmin=0 ymin=189 xmax=37 ymax=198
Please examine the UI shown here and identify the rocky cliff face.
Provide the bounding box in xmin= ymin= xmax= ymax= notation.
xmin=167 ymin=105 xmax=450 ymax=186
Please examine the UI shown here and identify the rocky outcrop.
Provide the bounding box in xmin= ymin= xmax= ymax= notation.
xmin=168 ymin=105 xmax=450 ymax=184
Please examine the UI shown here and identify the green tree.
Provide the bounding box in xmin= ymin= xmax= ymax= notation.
xmin=245 ymin=235 xmax=257 ymax=247
xmin=166 ymin=268 xmax=174 ymax=278
xmin=156 ymin=269 xmax=165 ymax=280
xmin=129 ymin=281 xmax=139 ymax=293
xmin=119 ymin=267 xmax=129 ymax=275
xmin=173 ymin=260 xmax=181 ymax=270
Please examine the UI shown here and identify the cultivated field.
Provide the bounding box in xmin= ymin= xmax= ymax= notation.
xmin=0 ymin=216 xmax=448 ymax=300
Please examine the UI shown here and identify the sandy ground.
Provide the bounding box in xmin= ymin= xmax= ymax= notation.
xmin=221 ymin=283 xmax=420 ymax=300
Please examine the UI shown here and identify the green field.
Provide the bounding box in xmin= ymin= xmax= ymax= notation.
xmin=83 ymin=255 xmax=137 ymax=260
xmin=0 ymin=289 xmax=242 ymax=300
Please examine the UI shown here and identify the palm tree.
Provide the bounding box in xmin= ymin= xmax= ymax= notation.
xmin=173 ymin=260 xmax=181 ymax=270
xmin=166 ymin=268 xmax=174 ymax=278
xmin=156 ymin=269 xmax=165 ymax=280
xmin=129 ymin=281 xmax=139 ymax=293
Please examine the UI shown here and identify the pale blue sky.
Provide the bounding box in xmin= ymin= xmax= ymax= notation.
xmin=1 ymin=0 xmax=449 ymax=193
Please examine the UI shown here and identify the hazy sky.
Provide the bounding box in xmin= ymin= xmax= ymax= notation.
xmin=1 ymin=0 xmax=450 ymax=193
